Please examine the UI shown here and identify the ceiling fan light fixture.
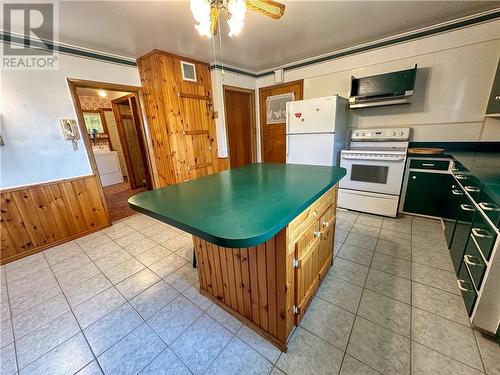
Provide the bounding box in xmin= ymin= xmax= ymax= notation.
xmin=190 ymin=0 xmax=213 ymax=37
xmin=227 ymin=0 xmax=246 ymax=37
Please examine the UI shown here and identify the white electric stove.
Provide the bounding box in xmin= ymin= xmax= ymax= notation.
xmin=338 ymin=128 xmax=411 ymax=217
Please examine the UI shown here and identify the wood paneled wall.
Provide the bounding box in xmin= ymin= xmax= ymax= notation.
xmin=193 ymin=230 xmax=289 ymax=350
xmin=1 ymin=175 xmax=109 ymax=264
xmin=137 ymin=50 xmax=229 ymax=187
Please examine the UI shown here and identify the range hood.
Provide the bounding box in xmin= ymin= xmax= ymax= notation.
xmin=349 ymin=65 xmax=417 ymax=109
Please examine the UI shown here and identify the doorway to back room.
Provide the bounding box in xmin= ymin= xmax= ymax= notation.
xmin=71 ymin=82 xmax=152 ymax=222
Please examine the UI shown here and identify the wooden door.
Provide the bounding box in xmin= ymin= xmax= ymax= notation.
xmin=111 ymin=95 xmax=151 ymax=190
xmin=259 ymin=80 xmax=303 ymax=163
xmin=177 ymin=92 xmax=217 ymax=180
xmin=223 ymin=86 xmax=256 ymax=168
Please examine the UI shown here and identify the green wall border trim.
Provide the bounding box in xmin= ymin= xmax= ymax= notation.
xmin=2 ymin=9 xmax=499 ymax=74
xmin=210 ymin=10 xmax=500 ymax=78
xmin=1 ymin=32 xmax=137 ymax=67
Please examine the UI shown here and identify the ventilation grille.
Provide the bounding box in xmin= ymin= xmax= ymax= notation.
xmin=181 ymin=61 xmax=197 ymax=82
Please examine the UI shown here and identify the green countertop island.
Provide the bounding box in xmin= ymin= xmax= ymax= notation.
xmin=129 ymin=163 xmax=346 ymax=247
xmin=129 ymin=163 xmax=346 ymax=351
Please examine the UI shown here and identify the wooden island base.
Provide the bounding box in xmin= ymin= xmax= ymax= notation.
xmin=193 ymin=185 xmax=338 ymax=351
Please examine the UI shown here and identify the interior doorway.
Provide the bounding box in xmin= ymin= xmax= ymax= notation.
xmin=223 ymin=86 xmax=256 ymax=168
xmin=259 ymin=80 xmax=303 ymax=163
xmin=68 ymin=79 xmax=153 ymax=222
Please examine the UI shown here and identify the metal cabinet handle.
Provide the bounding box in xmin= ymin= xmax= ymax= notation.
xmin=471 ymin=227 xmax=492 ymax=239
xmin=422 ymin=163 xmax=435 ymax=167
xmin=455 ymin=175 xmax=468 ymax=180
xmin=464 ymin=255 xmax=481 ymax=266
xmin=322 ymin=221 xmax=329 ymax=228
xmin=464 ymin=186 xmax=480 ymax=193
xmin=313 ymin=231 xmax=321 ymax=238
xmin=457 ymin=279 xmax=471 ymax=292
xmin=479 ymin=202 xmax=500 ymax=212
xmin=460 ymin=204 xmax=475 ymax=212
xmin=452 ymin=189 xmax=464 ymax=196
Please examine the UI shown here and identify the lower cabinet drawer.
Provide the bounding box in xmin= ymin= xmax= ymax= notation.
xmin=470 ymin=211 xmax=497 ymax=261
xmin=295 ymin=220 xmax=321 ymax=259
xmin=463 ymin=237 xmax=487 ymax=290
xmin=457 ymin=263 xmax=477 ymax=317
xmin=410 ymin=159 xmax=450 ymax=170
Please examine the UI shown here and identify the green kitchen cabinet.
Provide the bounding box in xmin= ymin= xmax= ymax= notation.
xmin=457 ymin=261 xmax=477 ymax=316
xmin=486 ymin=61 xmax=500 ymax=116
xmin=445 ymin=184 xmax=465 ymax=248
xmin=403 ymin=171 xmax=456 ymax=218
xmin=450 ymin=195 xmax=476 ymax=274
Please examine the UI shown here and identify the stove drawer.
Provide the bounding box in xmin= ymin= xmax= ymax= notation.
xmin=409 ymin=159 xmax=450 ymax=171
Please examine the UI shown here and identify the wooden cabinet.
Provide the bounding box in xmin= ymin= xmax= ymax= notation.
xmin=137 ymin=50 xmax=229 ymax=187
xmin=294 ymin=203 xmax=335 ymax=323
xmin=193 ymin=184 xmax=338 ymax=351
xmin=486 ymin=61 xmax=500 ymax=116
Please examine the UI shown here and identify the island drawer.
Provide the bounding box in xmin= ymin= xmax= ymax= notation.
xmin=410 ymin=159 xmax=450 ymax=170
xmin=288 ymin=186 xmax=336 ymax=247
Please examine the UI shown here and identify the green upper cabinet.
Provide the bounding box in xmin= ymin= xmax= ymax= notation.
xmin=486 ymin=60 xmax=500 ymax=116
xmin=403 ymin=171 xmax=456 ymax=218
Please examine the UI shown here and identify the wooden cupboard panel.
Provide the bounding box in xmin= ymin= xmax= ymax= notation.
xmin=0 ymin=175 xmax=109 ymax=264
xmin=194 ymin=229 xmax=289 ymax=350
xmin=137 ymin=50 xmax=228 ymax=187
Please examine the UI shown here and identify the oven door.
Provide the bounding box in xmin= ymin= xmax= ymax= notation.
xmin=339 ymin=153 xmax=406 ymax=195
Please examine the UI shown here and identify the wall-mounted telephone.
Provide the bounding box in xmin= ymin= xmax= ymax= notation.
xmin=60 ymin=119 xmax=80 ymax=150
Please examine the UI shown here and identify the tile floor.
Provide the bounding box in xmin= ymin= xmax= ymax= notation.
xmin=1 ymin=211 xmax=499 ymax=375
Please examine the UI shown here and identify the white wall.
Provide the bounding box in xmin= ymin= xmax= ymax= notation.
xmin=1 ymin=51 xmax=141 ymax=189
xmin=256 ymin=20 xmax=500 ymax=146
xmin=211 ymin=68 xmax=257 ymax=157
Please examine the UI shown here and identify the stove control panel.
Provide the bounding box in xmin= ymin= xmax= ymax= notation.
xmin=351 ymin=128 xmax=411 ymax=141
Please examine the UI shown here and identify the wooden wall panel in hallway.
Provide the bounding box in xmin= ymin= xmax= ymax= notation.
xmin=259 ymin=81 xmax=303 ymax=163
xmin=224 ymin=86 xmax=256 ymax=168
xmin=0 ymin=175 xmax=109 ymax=264
xmin=137 ymin=50 xmax=229 ymax=187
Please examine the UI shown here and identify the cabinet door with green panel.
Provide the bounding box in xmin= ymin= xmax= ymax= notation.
xmin=403 ymin=171 xmax=456 ymax=218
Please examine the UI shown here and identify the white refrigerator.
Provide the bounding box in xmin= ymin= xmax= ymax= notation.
xmin=286 ymin=95 xmax=348 ymax=166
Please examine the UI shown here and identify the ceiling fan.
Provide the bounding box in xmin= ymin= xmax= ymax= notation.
xmin=190 ymin=0 xmax=286 ymax=37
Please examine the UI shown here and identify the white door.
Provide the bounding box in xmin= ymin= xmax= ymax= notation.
xmin=286 ymin=133 xmax=334 ymax=166
xmin=286 ymin=97 xmax=336 ymax=134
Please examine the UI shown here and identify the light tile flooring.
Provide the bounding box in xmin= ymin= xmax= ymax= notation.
xmin=1 ymin=211 xmax=499 ymax=375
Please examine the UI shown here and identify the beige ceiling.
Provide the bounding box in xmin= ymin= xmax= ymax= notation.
xmin=76 ymin=87 xmax=130 ymax=100
xmin=56 ymin=1 xmax=499 ymax=72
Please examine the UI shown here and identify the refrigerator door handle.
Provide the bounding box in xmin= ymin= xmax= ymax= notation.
xmin=286 ymin=134 xmax=289 ymax=156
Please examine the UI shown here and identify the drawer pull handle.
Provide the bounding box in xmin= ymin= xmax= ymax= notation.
xmin=322 ymin=221 xmax=329 ymax=228
xmin=313 ymin=231 xmax=321 ymax=238
xmin=452 ymin=189 xmax=464 ymax=196
xmin=465 ymin=186 xmax=480 ymax=193
xmin=464 ymin=255 xmax=481 ymax=266
xmin=455 ymin=175 xmax=468 ymax=180
xmin=471 ymin=228 xmax=491 ymax=239
xmin=421 ymin=163 xmax=435 ymax=167
xmin=460 ymin=204 xmax=475 ymax=212
xmin=457 ymin=279 xmax=471 ymax=292
xmin=479 ymin=202 xmax=500 ymax=212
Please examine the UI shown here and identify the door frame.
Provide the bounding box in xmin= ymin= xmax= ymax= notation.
xmin=67 ymin=78 xmax=155 ymax=224
xmin=111 ymin=94 xmax=152 ymax=190
xmin=222 ymin=85 xmax=257 ymax=164
xmin=258 ymin=80 xmax=304 ymax=162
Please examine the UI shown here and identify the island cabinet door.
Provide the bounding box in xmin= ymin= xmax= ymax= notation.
xmin=295 ymin=220 xmax=322 ymax=323
xmin=294 ymin=205 xmax=335 ymax=324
